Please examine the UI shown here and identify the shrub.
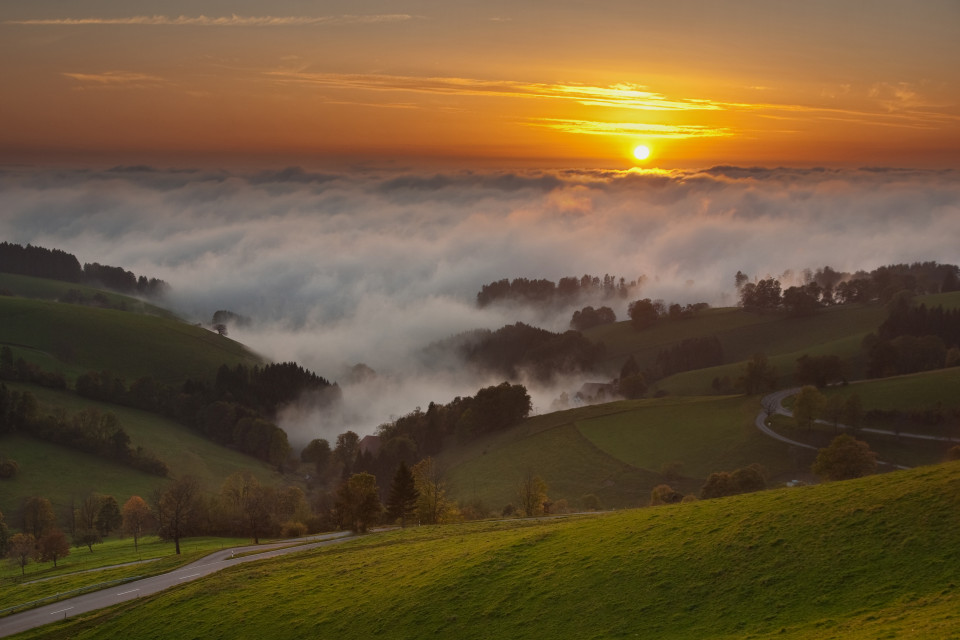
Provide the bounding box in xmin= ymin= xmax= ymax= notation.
xmin=650 ymin=484 xmax=683 ymax=506
xmin=0 ymin=458 xmax=19 ymax=479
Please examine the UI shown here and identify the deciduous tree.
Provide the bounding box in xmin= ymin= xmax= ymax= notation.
xmin=221 ymin=471 xmax=272 ymax=544
xmin=21 ymin=496 xmax=56 ymax=539
xmin=412 ymin=457 xmax=458 ymax=524
xmin=7 ymin=533 xmax=37 ymax=576
xmin=794 ymin=385 xmax=825 ymax=431
xmin=812 ymin=434 xmax=878 ymax=481
xmin=335 ymin=472 xmax=381 ymax=533
xmin=516 ymin=470 xmax=549 ymax=517
xmin=158 ymin=475 xmax=201 ymax=554
xmin=122 ymin=496 xmax=155 ymax=551
xmin=38 ymin=529 xmax=70 ymax=567
xmin=96 ymin=495 xmax=122 ymax=537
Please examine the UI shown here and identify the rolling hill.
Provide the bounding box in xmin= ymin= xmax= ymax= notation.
xmin=17 ymin=461 xmax=960 ymax=640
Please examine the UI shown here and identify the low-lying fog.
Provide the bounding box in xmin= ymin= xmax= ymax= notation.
xmin=2 ymin=164 xmax=957 ymax=445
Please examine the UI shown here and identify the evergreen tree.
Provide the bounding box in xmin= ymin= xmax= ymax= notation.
xmin=385 ymin=461 xmax=419 ymax=528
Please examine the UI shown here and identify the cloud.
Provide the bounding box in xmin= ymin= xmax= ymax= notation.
xmin=1 ymin=165 xmax=957 ymax=440
xmin=62 ymin=71 xmax=168 ymax=89
xmin=7 ymin=14 xmax=414 ymax=27
xmin=531 ymin=118 xmax=731 ymax=139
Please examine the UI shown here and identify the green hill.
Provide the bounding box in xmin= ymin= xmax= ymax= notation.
xmin=0 ymin=383 xmax=283 ymax=516
xmin=587 ymin=292 xmax=960 ymax=396
xmin=440 ymin=394 xmax=812 ymax=510
xmin=0 ymin=276 xmax=278 ymax=515
xmin=20 ymin=462 xmax=960 ymax=640
xmin=0 ymin=295 xmax=259 ymax=385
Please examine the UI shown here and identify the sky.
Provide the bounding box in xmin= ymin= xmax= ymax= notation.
xmin=2 ymin=2 xmax=959 ymax=440
xmin=2 ymin=0 xmax=959 ymax=168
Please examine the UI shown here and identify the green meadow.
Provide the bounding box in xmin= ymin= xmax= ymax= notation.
xmin=17 ymin=462 xmax=960 ymax=640
xmin=442 ymin=394 xmax=811 ymax=510
xmin=0 ymin=295 xmax=259 ymax=385
xmin=0 ymin=383 xmax=283 ymax=515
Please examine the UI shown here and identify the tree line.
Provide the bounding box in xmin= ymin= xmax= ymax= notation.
xmin=863 ymin=298 xmax=960 ymax=378
xmin=0 ymin=241 xmax=169 ymax=298
xmin=72 ymin=363 xmax=338 ymax=469
xmin=735 ymin=261 xmax=960 ymax=315
xmin=0 ymin=383 xmax=168 ymax=476
xmin=476 ymin=273 xmax=644 ymax=308
xmin=443 ymin=323 xmax=604 ymax=384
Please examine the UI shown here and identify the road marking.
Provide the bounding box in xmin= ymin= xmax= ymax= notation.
xmin=49 ymin=607 xmax=73 ymax=615
xmin=117 ymin=589 xmax=139 ymax=596
xmin=178 ymin=573 xmax=201 ymax=580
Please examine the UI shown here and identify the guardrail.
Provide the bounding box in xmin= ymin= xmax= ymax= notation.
xmin=0 ymin=575 xmax=145 ymax=618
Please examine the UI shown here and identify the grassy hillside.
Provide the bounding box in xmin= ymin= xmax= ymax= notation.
xmin=0 ymin=296 xmax=260 ymax=385
xmin=441 ymin=395 xmax=811 ymax=509
xmin=0 ymin=273 xmax=174 ymax=319
xmin=0 ymin=383 xmax=283 ymax=516
xmin=20 ymin=462 xmax=960 ymax=640
xmin=588 ymin=292 xmax=960 ymax=396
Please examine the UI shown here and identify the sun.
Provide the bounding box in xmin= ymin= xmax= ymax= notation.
xmin=633 ymin=145 xmax=651 ymax=161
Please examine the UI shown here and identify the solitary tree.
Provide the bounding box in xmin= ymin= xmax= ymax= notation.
xmin=158 ymin=475 xmax=201 ymax=554
xmin=516 ymin=470 xmax=549 ymax=517
xmin=7 ymin=533 xmax=37 ymax=576
xmin=812 ymin=434 xmax=878 ymax=481
xmin=385 ymin=461 xmax=419 ymax=528
xmin=335 ymin=472 xmax=381 ymax=533
xmin=38 ymin=529 xmax=70 ymax=567
xmin=412 ymin=457 xmax=458 ymax=525
xmin=121 ymin=496 xmax=155 ymax=551
xmin=794 ymin=385 xmax=825 ymax=431
xmin=843 ymin=394 xmax=864 ymax=434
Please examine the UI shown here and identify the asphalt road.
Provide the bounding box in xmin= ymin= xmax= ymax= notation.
xmin=754 ymin=387 xmax=959 ymax=469
xmin=0 ymin=531 xmax=353 ymax=638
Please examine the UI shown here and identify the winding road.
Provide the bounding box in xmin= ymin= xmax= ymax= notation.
xmin=0 ymin=532 xmax=353 ymax=638
xmin=755 ymin=387 xmax=960 ymax=470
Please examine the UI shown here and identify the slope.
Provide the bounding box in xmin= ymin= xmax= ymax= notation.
xmin=19 ymin=462 xmax=960 ymax=640
xmin=441 ymin=395 xmax=809 ymax=509
xmin=0 ymin=295 xmax=259 ymax=385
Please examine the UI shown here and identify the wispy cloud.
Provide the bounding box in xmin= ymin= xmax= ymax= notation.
xmin=61 ymin=71 xmax=167 ymax=89
xmin=531 ymin=118 xmax=731 ymax=139
xmin=265 ymin=71 xmax=727 ymax=112
xmin=6 ymin=14 xmax=413 ymax=27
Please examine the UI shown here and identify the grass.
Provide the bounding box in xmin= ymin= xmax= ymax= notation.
xmin=0 ymin=274 xmax=175 ymax=319
xmin=0 ymin=536 xmax=249 ymax=616
xmin=575 ymin=395 xmax=802 ymax=479
xmin=16 ymin=462 xmax=960 ymax=640
xmin=587 ymin=294 xmax=960 ymax=397
xmin=0 ymin=296 xmax=260 ymax=385
xmin=0 ymin=383 xmax=284 ymax=516
xmin=825 ymin=367 xmax=960 ymax=414
xmin=442 ymin=394 xmax=812 ymax=509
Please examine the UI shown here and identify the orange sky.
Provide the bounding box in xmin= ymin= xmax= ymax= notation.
xmin=2 ymin=1 xmax=958 ymax=168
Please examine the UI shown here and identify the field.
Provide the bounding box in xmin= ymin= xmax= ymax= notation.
xmin=0 ymin=295 xmax=260 ymax=385
xmin=0 ymin=383 xmax=283 ymax=515
xmin=16 ymin=462 xmax=960 ymax=640
xmin=442 ymin=394 xmax=813 ymax=510
xmin=0 ymin=274 xmax=174 ymax=319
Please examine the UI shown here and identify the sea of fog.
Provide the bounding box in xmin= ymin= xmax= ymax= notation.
xmin=2 ymin=164 xmax=957 ymax=443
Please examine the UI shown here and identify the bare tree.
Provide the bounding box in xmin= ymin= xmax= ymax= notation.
xmin=158 ymin=476 xmax=201 ymax=554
